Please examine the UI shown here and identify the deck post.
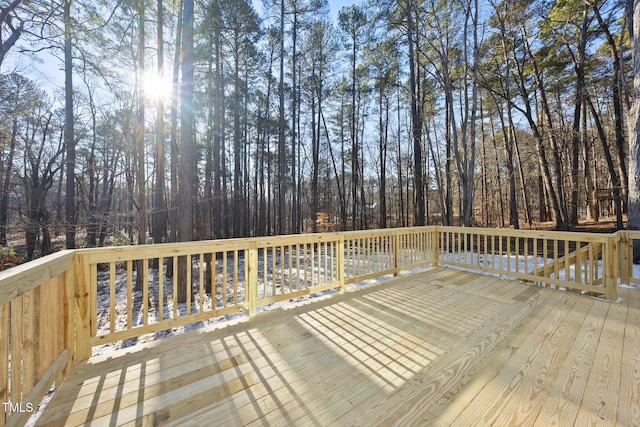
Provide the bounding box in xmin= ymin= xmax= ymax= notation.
xmin=432 ymin=227 xmax=439 ymax=267
xmin=604 ymin=236 xmax=618 ymax=301
xmin=246 ymin=246 xmax=258 ymax=316
xmin=618 ymin=231 xmax=631 ymax=285
xmin=73 ymin=253 xmax=92 ymax=361
xmin=62 ymin=262 xmax=75 ymax=378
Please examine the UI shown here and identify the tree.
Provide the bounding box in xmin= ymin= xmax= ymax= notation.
xmin=365 ymin=37 xmax=398 ymax=229
xmin=20 ymin=107 xmax=64 ymax=260
xmin=339 ymin=4 xmax=367 ymax=230
xmin=403 ymin=0 xmax=424 ymax=226
xmin=627 ymin=0 xmax=640 ymax=257
xmin=226 ymin=0 xmax=261 ymax=237
xmin=64 ymin=0 xmax=75 ymax=249
xmin=152 ymin=0 xmax=166 ymax=246
xmin=0 ymin=73 xmax=24 ymax=245
xmin=135 ymin=0 xmax=146 ymax=291
xmin=304 ymin=19 xmax=335 ymax=231
xmin=277 ymin=0 xmax=286 ymax=235
xmin=177 ymin=0 xmax=194 ymax=302
xmin=0 ymin=0 xmax=23 ymax=69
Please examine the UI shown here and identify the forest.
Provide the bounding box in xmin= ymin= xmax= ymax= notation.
xmin=0 ymin=0 xmax=633 ymax=263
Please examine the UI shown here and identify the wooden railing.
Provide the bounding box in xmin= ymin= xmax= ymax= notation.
xmin=436 ymin=227 xmax=617 ymax=300
xmin=0 ymin=225 xmax=632 ymax=425
xmin=75 ymin=227 xmax=437 ymax=360
xmin=0 ymin=250 xmax=75 ymax=427
xmin=616 ymin=230 xmax=640 ymax=287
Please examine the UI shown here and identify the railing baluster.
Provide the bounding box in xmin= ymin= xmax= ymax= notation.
xmin=576 ymin=242 xmax=582 ymax=284
xmin=507 ymin=235 xmax=511 ymax=273
xmin=262 ymin=247 xmax=267 ymax=298
xmin=223 ymin=251 xmax=228 ymax=308
xmin=159 ymin=257 xmax=164 ymax=321
xmin=523 ymin=237 xmax=528 ymax=274
xmin=127 ymin=260 xmax=133 ymax=329
xmin=288 ymin=244 xmax=293 ymax=292
xmin=589 ymin=244 xmax=594 ymax=285
xmin=247 ymin=247 xmax=258 ymax=316
xmin=281 ymin=245 xmax=286 ymax=292
xmin=234 ymin=250 xmax=239 ymax=303
xmin=303 ymin=243 xmax=309 ymax=289
xmin=324 ymin=241 xmax=329 ymax=284
xmin=294 ymin=243 xmax=300 ymax=291
xmin=272 ymin=247 xmax=277 ymax=296
xmin=109 ymin=261 xmax=115 ymax=333
xmin=144 ymin=259 xmax=150 ymax=323
xmin=564 ymin=240 xmax=570 ymax=282
xmin=172 ymin=256 xmax=178 ymax=319
xmin=311 ymin=242 xmax=315 ymax=287
xmin=199 ymin=254 xmax=204 ymax=313
xmin=542 ymin=239 xmax=548 ymax=282
xmin=110 ymin=262 xmax=116 ymax=333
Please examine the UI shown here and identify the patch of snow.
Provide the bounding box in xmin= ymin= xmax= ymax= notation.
xmin=439 ymin=250 xmax=605 ymax=284
xmin=91 ymin=248 xmax=427 ymax=357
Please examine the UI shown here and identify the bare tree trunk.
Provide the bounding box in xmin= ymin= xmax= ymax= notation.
xmin=406 ymin=2 xmax=424 ymax=227
xmin=582 ymin=99 xmax=598 ymax=221
xmin=586 ymin=95 xmax=623 ymax=230
xmin=135 ymin=0 xmax=146 ymax=291
xmin=278 ymin=0 xmax=286 ymax=235
xmin=0 ymin=118 xmax=17 ymax=245
xmin=397 ymin=90 xmax=405 ymax=227
xmin=628 ymin=0 xmax=640 ymax=260
xmin=177 ymin=0 xmax=195 ymax=303
xmin=521 ymin=24 xmax=568 ymax=228
xmin=213 ymin=1 xmax=225 ymax=238
xmin=379 ymin=90 xmax=388 ymax=229
xmin=594 ymin=3 xmax=628 ymax=212
xmin=291 ymin=13 xmax=298 ymax=234
xmin=152 ymin=0 xmax=166 ymax=247
xmin=64 ymin=0 xmax=75 ymax=249
xmin=169 ymin=0 xmax=183 ymax=249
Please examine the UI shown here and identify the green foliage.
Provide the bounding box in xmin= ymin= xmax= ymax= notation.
xmin=111 ymin=230 xmax=133 ymax=247
xmin=0 ymin=247 xmax=16 ymax=258
xmin=0 ymin=248 xmax=23 ymax=271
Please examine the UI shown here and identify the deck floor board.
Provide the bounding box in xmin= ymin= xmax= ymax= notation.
xmin=36 ymin=268 xmax=640 ymax=426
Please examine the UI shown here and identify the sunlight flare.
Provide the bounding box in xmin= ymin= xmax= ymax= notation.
xmin=142 ymin=72 xmax=172 ymax=103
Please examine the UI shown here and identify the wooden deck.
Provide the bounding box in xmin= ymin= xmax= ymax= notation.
xmin=36 ymin=267 xmax=640 ymax=427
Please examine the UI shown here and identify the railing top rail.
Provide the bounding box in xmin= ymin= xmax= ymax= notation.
xmin=617 ymin=230 xmax=640 ymax=238
xmin=436 ymin=226 xmax=614 ymax=243
xmin=0 ymin=249 xmax=74 ymax=306
xmin=74 ymin=225 xmax=626 ymax=265
xmin=78 ymin=227 xmax=444 ymax=264
xmin=79 ymin=232 xmax=350 ymax=264
xmin=252 ymin=232 xmax=343 ymax=248
xmin=79 ymin=237 xmax=253 ymax=264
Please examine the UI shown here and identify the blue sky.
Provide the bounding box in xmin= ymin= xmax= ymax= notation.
xmin=8 ymin=0 xmax=362 ymax=100
xmin=327 ymin=0 xmax=357 ymax=22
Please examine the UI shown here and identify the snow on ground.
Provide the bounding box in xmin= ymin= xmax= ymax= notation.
xmin=442 ymin=250 xmax=640 ymax=298
xmin=90 ymin=248 xmax=430 ymax=357
xmin=441 ymin=250 xmax=602 ymax=282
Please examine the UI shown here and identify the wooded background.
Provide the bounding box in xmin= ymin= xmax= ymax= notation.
xmin=0 ymin=0 xmax=632 ymax=261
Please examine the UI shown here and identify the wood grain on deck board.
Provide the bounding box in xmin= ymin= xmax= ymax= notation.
xmin=37 ymin=268 xmax=636 ymax=427
xmin=617 ymin=287 xmax=640 ymax=427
